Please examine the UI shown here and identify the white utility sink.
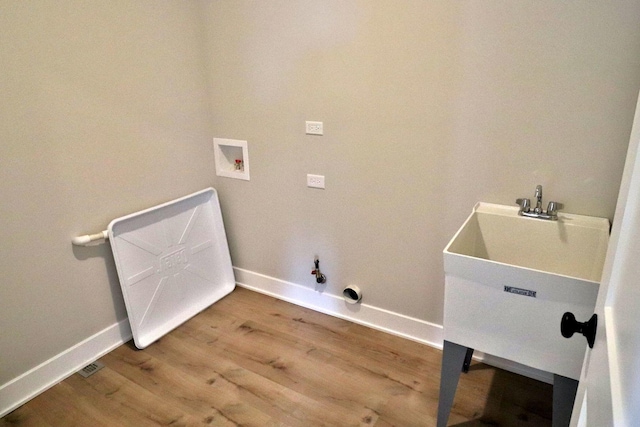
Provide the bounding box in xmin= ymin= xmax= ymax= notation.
xmin=443 ymin=202 xmax=610 ymax=379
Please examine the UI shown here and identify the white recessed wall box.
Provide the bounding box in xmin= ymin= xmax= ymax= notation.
xmin=213 ymin=138 xmax=250 ymax=181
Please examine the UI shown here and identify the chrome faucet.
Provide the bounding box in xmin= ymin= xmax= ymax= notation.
xmin=534 ymin=185 xmax=543 ymax=214
xmin=516 ymin=185 xmax=563 ymax=220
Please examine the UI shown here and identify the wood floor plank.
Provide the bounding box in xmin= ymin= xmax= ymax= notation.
xmin=73 ymin=364 xmax=209 ymax=426
xmin=0 ymin=404 xmax=53 ymax=427
xmin=175 ymin=321 xmax=396 ymax=420
xmin=212 ymin=289 xmax=444 ymax=393
xmin=189 ymin=292 xmax=441 ymax=399
xmin=63 ymin=373 xmax=168 ymax=427
xmin=23 ymin=381 xmax=109 ymax=427
xmin=103 ymin=346 xmax=279 ymax=426
xmin=1 ymin=288 xmax=552 ymax=426
xmin=147 ymin=332 xmax=379 ymax=426
xmin=180 ymin=316 xmax=401 ymax=412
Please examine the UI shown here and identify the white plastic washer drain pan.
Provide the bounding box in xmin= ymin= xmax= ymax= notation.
xmin=108 ymin=188 xmax=235 ymax=349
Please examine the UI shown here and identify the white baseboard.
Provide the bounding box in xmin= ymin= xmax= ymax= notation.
xmin=233 ymin=267 xmax=554 ymax=384
xmin=0 ymin=319 xmax=132 ymax=418
xmin=233 ymin=267 xmax=444 ymax=348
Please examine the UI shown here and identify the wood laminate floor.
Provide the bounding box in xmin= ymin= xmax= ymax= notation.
xmin=1 ymin=287 xmax=552 ymax=426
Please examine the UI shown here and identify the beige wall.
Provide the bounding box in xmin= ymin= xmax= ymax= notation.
xmin=1 ymin=0 xmax=640 ymax=394
xmin=0 ymin=2 xmax=214 ymax=385
xmin=202 ymin=1 xmax=640 ymax=323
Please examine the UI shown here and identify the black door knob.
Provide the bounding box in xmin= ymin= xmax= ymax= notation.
xmin=561 ymin=312 xmax=597 ymax=348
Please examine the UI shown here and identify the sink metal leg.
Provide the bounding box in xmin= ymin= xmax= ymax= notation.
xmin=552 ymin=374 xmax=578 ymax=427
xmin=462 ymin=347 xmax=474 ymax=373
xmin=437 ymin=341 xmax=473 ymax=427
xmin=438 ymin=346 xmax=576 ymax=426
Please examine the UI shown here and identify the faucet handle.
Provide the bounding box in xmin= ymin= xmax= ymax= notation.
xmin=516 ymin=198 xmax=531 ymax=212
xmin=547 ymin=201 xmax=563 ymax=215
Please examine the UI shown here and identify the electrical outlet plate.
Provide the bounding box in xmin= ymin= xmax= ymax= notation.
xmin=307 ymin=174 xmax=325 ymax=189
xmin=305 ymin=121 xmax=323 ymax=135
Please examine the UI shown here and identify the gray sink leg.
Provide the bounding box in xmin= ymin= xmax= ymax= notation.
xmin=437 ymin=340 xmax=473 ymax=427
xmin=462 ymin=346 xmax=474 ymax=373
xmin=553 ymin=374 xmax=578 ymax=427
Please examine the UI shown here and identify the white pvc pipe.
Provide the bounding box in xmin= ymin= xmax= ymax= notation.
xmin=72 ymin=230 xmax=108 ymax=246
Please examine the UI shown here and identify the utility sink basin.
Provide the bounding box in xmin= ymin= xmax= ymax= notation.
xmin=443 ymin=202 xmax=610 ymax=379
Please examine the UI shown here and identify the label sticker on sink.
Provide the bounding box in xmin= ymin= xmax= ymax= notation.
xmin=504 ymin=286 xmax=537 ymax=298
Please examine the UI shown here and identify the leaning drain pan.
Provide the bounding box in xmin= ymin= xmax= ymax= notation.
xmin=108 ymin=188 xmax=235 ymax=348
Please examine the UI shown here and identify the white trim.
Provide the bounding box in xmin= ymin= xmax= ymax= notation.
xmin=233 ymin=267 xmax=443 ymax=348
xmin=234 ymin=267 xmax=553 ymax=384
xmin=0 ymin=319 xmax=132 ymax=418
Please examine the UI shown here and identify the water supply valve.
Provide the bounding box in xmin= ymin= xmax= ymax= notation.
xmin=311 ymin=258 xmax=326 ymax=284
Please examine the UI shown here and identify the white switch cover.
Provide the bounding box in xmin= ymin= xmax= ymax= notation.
xmin=307 ymin=174 xmax=325 ymax=189
xmin=305 ymin=121 xmax=323 ymax=135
